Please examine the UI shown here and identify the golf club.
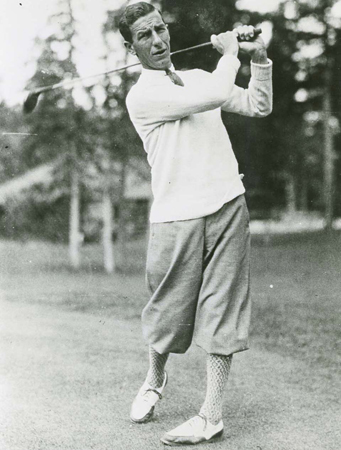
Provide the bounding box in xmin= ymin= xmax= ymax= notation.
xmin=23 ymin=28 xmax=262 ymax=114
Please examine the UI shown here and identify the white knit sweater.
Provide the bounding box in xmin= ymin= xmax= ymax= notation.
xmin=126 ymin=54 xmax=273 ymax=223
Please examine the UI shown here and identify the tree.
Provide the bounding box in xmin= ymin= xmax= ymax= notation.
xmin=23 ymin=0 xmax=96 ymax=267
xmin=275 ymin=0 xmax=340 ymax=226
xmin=159 ymin=0 xmax=280 ymax=215
xmin=0 ymin=105 xmax=27 ymax=182
xmin=236 ymin=0 xmax=341 ymax=223
xmin=98 ymin=5 xmax=148 ymax=271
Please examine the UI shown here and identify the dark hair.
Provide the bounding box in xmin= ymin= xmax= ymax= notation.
xmin=119 ymin=2 xmax=164 ymax=43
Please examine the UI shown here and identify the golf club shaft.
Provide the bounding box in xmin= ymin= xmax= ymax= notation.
xmin=29 ymin=44 xmax=211 ymax=95
xmin=28 ymin=28 xmax=262 ymax=96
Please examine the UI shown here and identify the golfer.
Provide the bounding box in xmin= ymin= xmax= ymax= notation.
xmin=119 ymin=2 xmax=272 ymax=446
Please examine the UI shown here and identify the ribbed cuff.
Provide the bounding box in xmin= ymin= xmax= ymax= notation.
xmin=251 ymin=59 xmax=273 ymax=81
xmin=216 ymin=55 xmax=241 ymax=74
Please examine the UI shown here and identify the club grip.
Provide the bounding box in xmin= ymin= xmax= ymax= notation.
xmin=237 ymin=27 xmax=262 ymax=42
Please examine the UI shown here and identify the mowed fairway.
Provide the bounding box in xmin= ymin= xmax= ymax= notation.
xmin=0 ymin=232 xmax=340 ymax=450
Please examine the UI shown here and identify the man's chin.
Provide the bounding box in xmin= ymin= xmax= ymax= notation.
xmin=151 ymin=55 xmax=171 ymax=70
xmin=143 ymin=56 xmax=171 ymax=71
xmin=159 ymin=63 xmax=171 ymax=70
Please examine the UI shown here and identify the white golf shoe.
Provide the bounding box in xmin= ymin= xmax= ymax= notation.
xmin=130 ymin=371 xmax=168 ymax=423
xmin=160 ymin=414 xmax=224 ymax=446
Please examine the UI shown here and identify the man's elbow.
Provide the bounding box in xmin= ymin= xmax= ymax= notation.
xmin=253 ymin=99 xmax=273 ymax=118
xmin=257 ymin=104 xmax=273 ymax=118
xmin=250 ymin=89 xmax=273 ymax=117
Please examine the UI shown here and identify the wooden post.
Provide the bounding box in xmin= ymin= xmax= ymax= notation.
xmin=102 ymin=175 xmax=115 ymax=273
xmin=116 ymin=160 xmax=127 ymax=271
xmin=322 ymin=59 xmax=335 ymax=231
xmin=69 ymin=168 xmax=81 ymax=269
xmin=285 ymin=173 xmax=297 ymax=214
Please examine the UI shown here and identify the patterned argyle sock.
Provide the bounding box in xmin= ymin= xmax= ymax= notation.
xmin=146 ymin=346 xmax=169 ymax=389
xmin=200 ymin=353 xmax=233 ymax=425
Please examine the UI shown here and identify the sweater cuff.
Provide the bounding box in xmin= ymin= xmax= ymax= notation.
xmin=251 ymin=59 xmax=273 ymax=81
xmin=216 ymin=55 xmax=241 ymax=74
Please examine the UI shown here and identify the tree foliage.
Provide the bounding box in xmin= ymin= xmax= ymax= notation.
xmin=2 ymin=0 xmax=341 ymax=243
xmin=158 ymin=0 xmax=341 ymax=216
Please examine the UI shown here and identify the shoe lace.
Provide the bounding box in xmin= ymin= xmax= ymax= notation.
xmin=188 ymin=414 xmax=207 ymax=431
xmin=142 ymin=388 xmax=162 ymax=402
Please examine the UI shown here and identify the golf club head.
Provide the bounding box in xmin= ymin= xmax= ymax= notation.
xmin=23 ymin=92 xmax=41 ymax=114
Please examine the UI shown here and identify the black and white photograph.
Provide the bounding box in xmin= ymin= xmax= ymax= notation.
xmin=0 ymin=1 xmax=340 ymax=449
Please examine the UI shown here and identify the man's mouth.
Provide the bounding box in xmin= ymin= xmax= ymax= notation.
xmin=153 ymin=48 xmax=167 ymax=57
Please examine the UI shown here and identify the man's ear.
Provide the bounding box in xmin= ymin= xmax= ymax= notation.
xmin=124 ymin=41 xmax=137 ymax=56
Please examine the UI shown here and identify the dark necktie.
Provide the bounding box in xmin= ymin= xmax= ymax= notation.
xmin=165 ymin=68 xmax=184 ymax=87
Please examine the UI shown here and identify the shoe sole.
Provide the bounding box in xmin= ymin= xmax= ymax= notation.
xmin=160 ymin=429 xmax=224 ymax=446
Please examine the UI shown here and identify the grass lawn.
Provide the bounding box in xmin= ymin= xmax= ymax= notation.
xmin=0 ymin=231 xmax=340 ymax=450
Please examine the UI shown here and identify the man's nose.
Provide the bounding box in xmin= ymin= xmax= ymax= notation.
xmin=151 ymin=30 xmax=163 ymax=46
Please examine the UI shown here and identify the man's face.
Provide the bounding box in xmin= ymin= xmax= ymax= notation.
xmin=126 ymin=11 xmax=171 ymax=70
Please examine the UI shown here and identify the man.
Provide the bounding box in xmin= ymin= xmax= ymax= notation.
xmin=119 ymin=2 xmax=272 ymax=446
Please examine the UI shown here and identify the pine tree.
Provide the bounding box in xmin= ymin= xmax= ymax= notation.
xmin=98 ymin=4 xmax=148 ymax=271
xmin=23 ymin=0 xmax=95 ymax=266
xmin=271 ymin=0 xmax=340 ymax=226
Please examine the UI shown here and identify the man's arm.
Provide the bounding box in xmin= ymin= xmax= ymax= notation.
xmin=127 ymin=55 xmax=240 ymax=124
xmin=221 ymin=26 xmax=273 ymax=117
xmin=221 ymin=61 xmax=273 ymax=117
xmin=127 ymin=31 xmax=241 ymax=126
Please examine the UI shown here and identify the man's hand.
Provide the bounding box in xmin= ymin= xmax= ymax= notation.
xmin=211 ymin=31 xmax=239 ymax=58
xmin=234 ymin=25 xmax=268 ymax=64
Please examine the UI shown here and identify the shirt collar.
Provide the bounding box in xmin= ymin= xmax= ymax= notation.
xmin=140 ymin=64 xmax=176 ymax=82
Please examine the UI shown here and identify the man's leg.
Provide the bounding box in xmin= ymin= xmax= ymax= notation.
xmin=142 ymin=220 xmax=204 ymax=355
xmin=195 ymin=195 xmax=251 ymax=357
xmin=130 ymin=346 xmax=169 ymax=423
xmin=161 ymin=354 xmax=232 ymax=445
xmin=200 ymin=354 xmax=233 ymax=425
xmin=131 ymin=219 xmax=205 ymax=424
xmin=161 ymin=196 xmax=250 ymax=445
xmin=146 ymin=346 xmax=169 ymax=388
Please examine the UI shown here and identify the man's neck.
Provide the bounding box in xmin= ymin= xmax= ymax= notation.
xmin=142 ymin=64 xmax=174 ymax=72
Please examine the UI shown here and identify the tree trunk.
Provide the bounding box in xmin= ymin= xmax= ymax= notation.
xmin=300 ymin=174 xmax=308 ymax=212
xmin=116 ymin=160 xmax=127 ymax=271
xmin=102 ymin=178 xmax=115 ymax=273
xmin=285 ymin=173 xmax=297 ymax=214
xmin=69 ymin=169 xmax=81 ymax=269
xmin=323 ymin=66 xmax=335 ymax=231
